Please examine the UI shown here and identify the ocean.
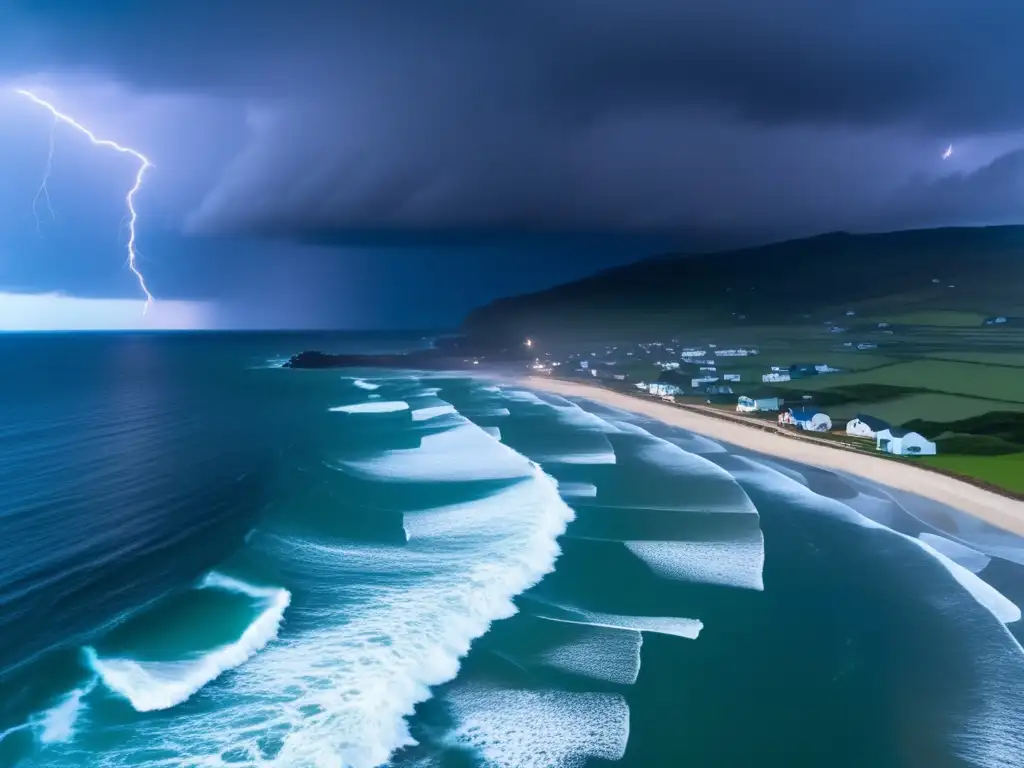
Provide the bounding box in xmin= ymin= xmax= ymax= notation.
xmin=1 ymin=332 xmax=1023 ymax=768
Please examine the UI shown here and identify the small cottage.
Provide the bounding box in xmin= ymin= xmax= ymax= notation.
xmin=738 ymin=396 xmax=782 ymax=413
xmin=846 ymin=414 xmax=890 ymax=439
xmin=648 ymin=382 xmax=682 ymax=397
xmin=780 ymin=408 xmax=832 ymax=432
xmin=875 ymin=428 xmax=937 ymax=456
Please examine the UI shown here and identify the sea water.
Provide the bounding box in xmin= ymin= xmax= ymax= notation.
xmin=1 ymin=332 xmax=1023 ymax=767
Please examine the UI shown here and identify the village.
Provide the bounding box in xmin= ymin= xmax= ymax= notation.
xmin=526 ymin=336 xmax=939 ymax=457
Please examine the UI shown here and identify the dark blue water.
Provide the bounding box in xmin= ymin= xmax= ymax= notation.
xmin=1 ymin=333 xmax=1023 ymax=767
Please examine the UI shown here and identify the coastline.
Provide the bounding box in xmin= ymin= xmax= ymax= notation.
xmin=520 ymin=375 xmax=1024 ymax=537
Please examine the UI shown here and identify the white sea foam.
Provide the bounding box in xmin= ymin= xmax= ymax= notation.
xmin=537 ymin=450 xmax=617 ymax=465
xmin=444 ymin=685 xmax=630 ymax=768
xmin=558 ymin=482 xmax=598 ymax=498
xmin=626 ymin=538 xmax=765 ymax=591
xmin=85 ymin=573 xmax=291 ymax=712
xmin=912 ymin=539 xmax=1020 ymax=624
xmin=482 ymin=426 xmax=502 ymax=440
xmin=352 ymin=378 xmax=380 ymax=390
xmin=731 ymin=456 xmax=1022 ymax=625
xmin=411 ymin=404 xmax=458 ymax=421
xmin=483 ymin=407 xmax=511 ymax=417
xmin=0 ymin=678 xmax=98 ymax=750
xmin=329 ymin=401 xmax=409 ymax=414
xmin=38 ymin=678 xmax=97 ymax=745
xmin=529 ymin=597 xmax=703 ymax=640
xmin=539 ymin=627 xmax=643 ymax=686
xmin=500 ymin=389 xmax=547 ymax=405
xmin=108 ymin=419 xmax=578 ymax=768
xmin=919 ymin=532 xmax=992 ymax=573
xmin=338 ymin=421 xmax=535 ymax=482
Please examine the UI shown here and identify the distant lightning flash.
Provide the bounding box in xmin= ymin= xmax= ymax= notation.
xmin=16 ymin=88 xmax=155 ymax=313
xmin=31 ymin=118 xmax=57 ymax=232
xmin=942 ymin=143 xmax=953 ymax=160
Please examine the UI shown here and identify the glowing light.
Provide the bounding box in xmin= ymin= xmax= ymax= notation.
xmin=942 ymin=144 xmax=953 ymax=160
xmin=15 ymin=89 xmax=155 ymax=313
xmin=525 ymin=338 xmax=533 ymax=347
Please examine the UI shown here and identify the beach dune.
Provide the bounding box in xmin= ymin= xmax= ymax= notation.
xmin=522 ymin=376 xmax=1024 ymax=536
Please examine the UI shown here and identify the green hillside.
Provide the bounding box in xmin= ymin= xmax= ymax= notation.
xmin=463 ymin=225 xmax=1024 ymax=341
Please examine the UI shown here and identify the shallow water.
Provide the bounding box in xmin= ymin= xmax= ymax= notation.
xmin=1 ymin=332 xmax=1023 ymax=767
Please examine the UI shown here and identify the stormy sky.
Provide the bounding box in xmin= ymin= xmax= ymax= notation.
xmin=2 ymin=1 xmax=1023 ymax=329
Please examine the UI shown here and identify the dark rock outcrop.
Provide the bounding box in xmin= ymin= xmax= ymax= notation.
xmin=283 ymin=335 xmax=531 ymax=370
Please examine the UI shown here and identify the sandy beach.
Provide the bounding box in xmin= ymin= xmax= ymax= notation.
xmin=522 ymin=376 xmax=1024 ymax=536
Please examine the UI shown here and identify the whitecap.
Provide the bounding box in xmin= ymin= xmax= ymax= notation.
xmin=329 ymin=401 xmax=409 ymax=414
xmin=912 ymin=539 xmax=1020 ymax=624
xmin=730 ymin=456 xmax=1021 ymax=625
xmin=532 ymin=608 xmax=703 ymax=641
xmin=482 ymin=426 xmax=502 ymax=440
xmin=919 ymin=532 xmax=992 ymax=573
xmin=557 ymin=482 xmax=598 ymax=498
xmin=162 ymin=462 xmax=574 ymax=767
xmin=411 ymin=404 xmax=458 ymax=421
xmin=536 ymin=450 xmax=617 ymax=465
xmin=85 ymin=574 xmax=291 ymax=712
xmin=352 ymin=378 xmax=380 ymax=390
xmin=626 ymin=537 xmax=765 ymax=591
xmin=38 ymin=678 xmax=97 ymax=745
xmin=443 ymin=685 xmax=629 ymax=768
xmin=0 ymin=678 xmax=97 ymax=750
xmin=338 ymin=421 xmax=535 ymax=483
xmin=539 ymin=627 xmax=643 ymax=686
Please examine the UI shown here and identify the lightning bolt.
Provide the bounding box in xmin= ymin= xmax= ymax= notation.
xmin=30 ymin=117 xmax=57 ymax=232
xmin=16 ymin=88 xmax=155 ymax=313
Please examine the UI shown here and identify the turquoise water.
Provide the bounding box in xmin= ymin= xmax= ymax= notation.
xmin=1 ymin=332 xmax=1023 ymax=767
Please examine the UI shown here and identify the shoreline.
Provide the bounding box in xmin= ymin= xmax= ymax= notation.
xmin=520 ymin=375 xmax=1024 ymax=537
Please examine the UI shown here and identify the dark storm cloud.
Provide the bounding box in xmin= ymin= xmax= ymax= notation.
xmin=880 ymin=149 xmax=1024 ymax=230
xmin=4 ymin=0 xmax=1024 ymax=241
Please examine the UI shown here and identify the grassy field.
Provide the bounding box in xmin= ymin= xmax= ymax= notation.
xmin=821 ymin=393 xmax=1024 ymax=425
xmin=924 ymin=351 xmax=1024 ymax=367
xmin=775 ymin=359 xmax=1024 ymax=404
xmin=919 ymin=454 xmax=1024 ymax=495
xmin=863 ymin=310 xmax=991 ymax=327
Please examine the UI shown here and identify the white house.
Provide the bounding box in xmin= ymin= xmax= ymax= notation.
xmin=876 ymin=428 xmax=937 ymax=456
xmin=691 ymin=376 xmax=719 ymax=387
xmin=814 ymin=364 xmax=840 ymax=373
xmin=763 ymin=372 xmax=791 ymax=383
xmin=724 ymin=373 xmax=741 ymax=382
xmin=700 ymin=366 xmax=717 ymax=372
xmin=649 ymin=382 xmax=682 ymax=397
xmin=846 ymin=414 xmax=890 ymax=439
xmin=857 ymin=343 xmax=878 ymax=350
xmin=780 ymin=408 xmax=832 ymax=432
xmin=738 ymin=396 xmax=781 ymax=413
